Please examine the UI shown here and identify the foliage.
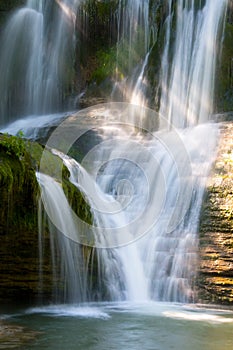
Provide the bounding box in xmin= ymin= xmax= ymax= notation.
xmin=0 ymin=132 xmax=25 ymax=159
xmin=90 ymin=31 xmax=147 ymax=85
xmin=90 ymin=46 xmax=117 ymax=83
xmin=62 ymin=178 xmax=93 ymax=226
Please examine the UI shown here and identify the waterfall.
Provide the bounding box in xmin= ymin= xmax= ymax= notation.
xmin=0 ymin=0 xmax=79 ymax=126
xmin=159 ymin=0 xmax=228 ymax=128
xmin=117 ymin=0 xmax=150 ymax=69
xmin=130 ymin=51 xmax=150 ymax=106
xmin=35 ymin=0 xmax=227 ymax=304
xmin=37 ymin=99 xmax=218 ymax=304
xmin=0 ymin=5 xmax=43 ymax=124
xmin=63 ymin=154 xmax=149 ymax=301
xmin=38 ymin=150 xmax=149 ymax=302
xmin=0 ymin=0 xmax=228 ymax=305
xmin=37 ymin=172 xmax=88 ymax=303
xmin=112 ymin=0 xmax=152 ymax=104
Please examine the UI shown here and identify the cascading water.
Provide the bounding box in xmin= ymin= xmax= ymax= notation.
xmin=117 ymin=0 xmax=150 ymax=68
xmin=37 ymin=172 xmax=88 ymax=303
xmin=130 ymin=51 xmax=150 ymax=106
xmin=0 ymin=3 xmax=43 ymax=124
xmin=159 ymin=0 xmax=228 ymax=128
xmin=63 ymin=153 xmax=149 ymax=302
xmin=0 ymin=0 xmax=228 ymax=305
xmin=0 ymin=0 xmax=79 ymax=126
xmin=37 ymin=103 xmax=219 ymax=304
xmin=37 ymin=147 xmax=149 ymax=302
xmin=112 ymin=0 xmax=152 ymax=105
xmin=35 ymin=0 xmax=227 ymax=304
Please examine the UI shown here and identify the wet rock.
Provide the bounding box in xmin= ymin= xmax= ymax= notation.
xmin=0 ymin=135 xmax=92 ymax=304
xmin=198 ymin=120 xmax=233 ymax=304
xmin=0 ymin=321 xmax=39 ymax=349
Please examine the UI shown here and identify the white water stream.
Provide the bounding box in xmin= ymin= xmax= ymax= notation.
xmin=159 ymin=0 xmax=228 ymax=127
xmin=37 ymin=114 xmax=218 ymax=303
xmin=112 ymin=0 xmax=152 ymax=104
xmin=0 ymin=0 xmax=79 ymax=125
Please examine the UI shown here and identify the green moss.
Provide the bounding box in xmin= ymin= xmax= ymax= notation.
xmin=90 ymin=46 xmax=118 ymax=84
xmin=0 ymin=132 xmax=25 ymax=158
xmin=62 ymin=177 xmax=93 ymax=226
xmin=0 ymin=159 xmax=14 ymax=189
xmin=0 ymin=134 xmax=94 ymax=302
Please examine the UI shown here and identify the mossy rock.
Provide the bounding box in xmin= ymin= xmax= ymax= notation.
xmin=0 ymin=134 xmax=93 ymax=303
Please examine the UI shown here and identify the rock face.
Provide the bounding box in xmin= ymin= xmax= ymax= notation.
xmin=0 ymin=135 xmax=92 ymax=304
xmin=0 ymin=136 xmax=51 ymax=304
xmin=198 ymin=118 xmax=233 ymax=304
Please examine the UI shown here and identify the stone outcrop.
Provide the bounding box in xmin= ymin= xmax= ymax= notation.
xmin=0 ymin=135 xmax=92 ymax=304
xmin=198 ymin=117 xmax=233 ymax=304
xmin=0 ymin=136 xmax=50 ymax=303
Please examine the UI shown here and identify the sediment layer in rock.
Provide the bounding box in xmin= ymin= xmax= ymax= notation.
xmin=198 ymin=118 xmax=233 ymax=304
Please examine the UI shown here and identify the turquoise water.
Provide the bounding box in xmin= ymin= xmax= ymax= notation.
xmin=1 ymin=302 xmax=233 ymax=349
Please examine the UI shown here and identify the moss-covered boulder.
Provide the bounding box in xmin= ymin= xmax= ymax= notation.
xmin=0 ymin=134 xmax=40 ymax=303
xmin=0 ymin=134 xmax=92 ymax=304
